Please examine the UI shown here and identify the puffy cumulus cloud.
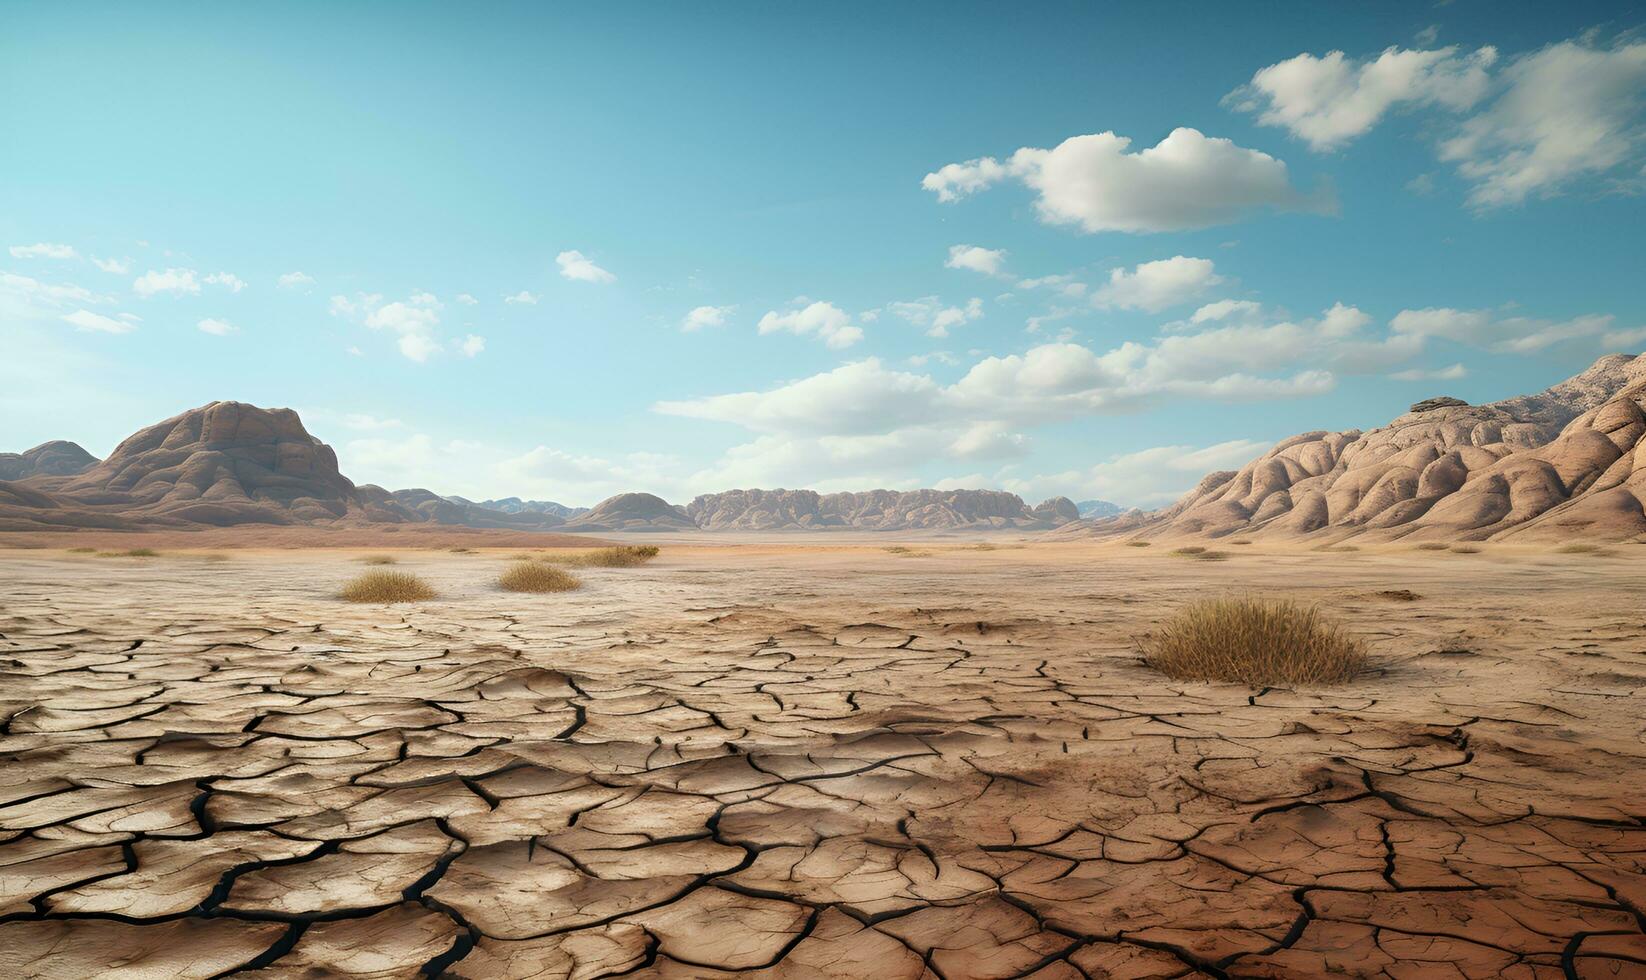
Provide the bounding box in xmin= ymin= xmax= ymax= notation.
xmin=133 ymin=267 xmax=200 ymax=297
xmin=945 ymin=244 xmax=1007 ymax=276
xmin=757 ymin=300 xmax=865 ymax=349
xmin=681 ymin=304 xmax=734 ymax=332
xmin=333 ymin=291 xmax=478 ymax=363
xmin=197 ymin=317 xmax=237 ymax=336
xmin=1009 ymin=439 xmax=1273 ymax=509
xmin=556 ymin=249 xmax=616 ymax=283
xmin=62 ymin=309 xmax=134 ymax=334
xmin=1186 ymin=299 xmax=1263 ymax=325
xmin=886 ymin=296 xmax=983 ymax=338
xmin=92 ymin=256 xmax=131 ymax=274
xmin=460 ymin=334 xmax=486 ymax=357
xmin=504 ymin=290 xmax=539 ymax=305
xmin=1390 ymin=363 xmax=1467 ymax=382
xmin=948 ymin=421 xmax=1028 ymax=460
xmin=1391 ymin=307 xmax=1619 ymax=353
xmin=10 ymin=243 xmax=79 ymax=260
xmin=205 ymin=272 xmax=245 ymax=293
xmin=497 ymin=446 xmax=684 ymax=504
xmin=364 ymin=293 xmax=442 ymax=335
xmin=657 ymin=358 xmax=943 ymax=436
xmin=1440 ymin=38 xmax=1646 ymax=207
xmin=397 ymin=334 xmax=441 ymax=362
xmin=1092 ymin=256 xmax=1223 ymax=313
xmin=923 ymin=128 xmax=1327 ymax=233
xmin=1228 ymin=45 xmax=1497 ymax=150
xmin=278 ymin=271 xmax=315 ymax=290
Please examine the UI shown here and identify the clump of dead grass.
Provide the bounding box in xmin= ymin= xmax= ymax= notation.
xmin=1125 ymin=540 xmax=1151 ymax=547
xmin=67 ymin=547 xmax=96 ymax=554
xmin=1414 ymin=542 xmax=1450 ymax=551
xmin=1450 ymin=544 xmax=1481 ymax=554
xmin=1556 ymin=543 xmax=1610 ymax=556
xmin=498 ymin=561 xmax=582 ymax=593
xmin=96 ymin=548 xmax=160 ymax=558
xmin=551 ymin=545 xmax=660 ymax=568
xmin=359 ymin=554 xmax=398 ymax=565
xmin=339 ymin=570 xmax=436 ymax=603
xmin=1143 ymin=597 xmax=1367 ymax=686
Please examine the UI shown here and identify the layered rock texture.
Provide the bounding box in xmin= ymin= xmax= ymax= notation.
xmin=685 ymin=489 xmax=1081 ymax=530
xmin=1069 ymin=354 xmax=1646 ymax=542
xmin=0 ymin=440 xmax=96 ymax=481
xmin=563 ymin=492 xmax=697 ymax=532
xmin=468 ymin=497 xmax=590 ymax=520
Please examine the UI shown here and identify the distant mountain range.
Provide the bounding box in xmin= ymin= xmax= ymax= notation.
xmin=0 ymin=403 xmax=1082 ymax=534
xmin=1074 ymin=499 xmax=1123 ymax=519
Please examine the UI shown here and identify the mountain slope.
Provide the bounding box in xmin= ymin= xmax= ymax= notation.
xmin=0 ymin=441 xmax=98 ymax=481
xmin=1065 ymin=354 xmax=1646 ymax=542
xmin=683 ymin=488 xmax=1080 ymax=530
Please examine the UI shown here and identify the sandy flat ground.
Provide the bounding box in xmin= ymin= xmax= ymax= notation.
xmin=0 ymin=539 xmax=1642 ymax=978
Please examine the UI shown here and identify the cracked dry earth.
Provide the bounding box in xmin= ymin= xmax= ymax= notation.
xmin=0 ymin=543 xmax=1643 ymax=979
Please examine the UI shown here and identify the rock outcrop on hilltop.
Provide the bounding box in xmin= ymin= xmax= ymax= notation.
xmin=682 ymin=488 xmax=1083 ymax=530
xmin=389 ymin=489 xmax=567 ymax=529
xmin=1062 ymin=354 xmax=1646 ymax=542
xmin=1074 ymin=499 xmax=1123 ymax=519
xmin=0 ymin=441 xmax=98 ymax=481
xmin=563 ymin=492 xmax=697 ymax=532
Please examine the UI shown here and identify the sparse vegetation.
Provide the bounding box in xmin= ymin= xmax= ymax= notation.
xmin=498 ymin=561 xmax=582 ymax=593
xmin=1126 ymin=540 xmax=1151 ymax=547
xmin=359 ymin=554 xmax=398 ymax=565
xmin=1414 ymin=542 xmax=1450 ymax=551
xmin=1169 ymin=546 xmax=1206 ymax=556
xmin=1556 ymin=543 xmax=1610 ymax=555
xmin=1143 ymin=597 xmax=1368 ymax=686
xmin=96 ymin=548 xmax=159 ymax=558
xmin=1313 ymin=544 xmax=1360 ymax=553
xmin=1450 ymin=544 xmax=1481 ymax=554
xmin=1228 ymin=539 xmax=1253 ymax=546
xmin=448 ymin=547 xmax=474 ymax=554
xmin=551 ymin=545 xmax=660 ymax=568
xmin=67 ymin=547 xmax=96 ymax=553
xmin=339 ymin=570 xmax=436 ymax=603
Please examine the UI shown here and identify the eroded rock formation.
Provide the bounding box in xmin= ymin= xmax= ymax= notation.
xmin=685 ymin=488 xmax=1082 ymax=530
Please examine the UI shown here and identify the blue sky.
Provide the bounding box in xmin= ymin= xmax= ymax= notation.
xmin=3 ymin=1 xmax=1644 ymax=506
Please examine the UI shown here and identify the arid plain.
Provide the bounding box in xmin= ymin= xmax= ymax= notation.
xmin=1 ymin=538 xmax=1642 ymax=979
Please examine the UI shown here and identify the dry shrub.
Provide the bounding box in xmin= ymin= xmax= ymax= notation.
xmin=339 ymin=570 xmax=436 ymax=603
xmin=1414 ymin=542 xmax=1449 ymax=551
xmin=498 ymin=561 xmax=582 ymax=593
xmin=553 ymin=545 xmax=660 ymax=568
xmin=1193 ymin=550 xmax=1230 ymax=561
xmin=1313 ymin=544 xmax=1359 ymax=553
xmin=359 ymin=554 xmax=398 ymax=565
xmin=1143 ymin=597 xmax=1367 ymax=686
xmin=1450 ymin=544 xmax=1481 ymax=554
xmin=1556 ymin=543 xmax=1609 ymax=555
xmin=1169 ymin=546 xmax=1206 ymax=556
xmin=1126 ymin=540 xmax=1152 ymax=547
xmin=1228 ymin=539 xmax=1253 ymax=546
xmin=67 ymin=547 xmax=96 ymax=554
xmin=97 ymin=548 xmax=159 ymax=558
xmin=449 ymin=547 xmax=474 ymax=554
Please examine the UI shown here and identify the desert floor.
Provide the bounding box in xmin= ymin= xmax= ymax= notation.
xmin=0 ymin=539 xmax=1642 ymax=979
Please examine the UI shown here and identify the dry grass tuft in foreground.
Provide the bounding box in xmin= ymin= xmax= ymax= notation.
xmin=359 ymin=554 xmax=398 ymax=565
xmin=96 ymin=548 xmax=160 ymax=558
xmin=1144 ymin=597 xmax=1367 ymax=686
xmin=498 ymin=561 xmax=582 ymax=593
xmin=1451 ymin=544 xmax=1481 ymax=554
xmin=339 ymin=570 xmax=436 ymax=603
xmin=1414 ymin=542 xmax=1450 ymax=551
xmin=1125 ymin=540 xmax=1151 ymax=547
xmin=552 ymin=545 xmax=661 ymax=568
xmin=1556 ymin=543 xmax=1610 ymax=556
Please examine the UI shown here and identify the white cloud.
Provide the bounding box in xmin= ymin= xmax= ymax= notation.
xmin=1019 ymin=439 xmax=1272 ymax=508
xmin=1 ymin=272 xmax=103 ymax=307
xmin=91 ymin=256 xmax=131 ymax=274
xmin=1391 ymin=306 xmax=1617 ymax=353
xmin=1017 ymin=273 xmax=1087 ymax=298
xmin=365 ymin=296 xmax=442 ymax=334
xmin=328 ymin=292 xmax=382 ymax=317
xmin=11 ymin=243 xmax=79 ymax=260
xmin=556 ymin=249 xmax=616 ymax=283
xmin=682 ymin=304 xmax=733 ymax=332
xmin=886 ymin=297 xmax=984 ymax=338
xmin=133 ymin=268 xmax=200 ymax=297
xmin=945 ymin=244 xmax=1007 ymax=276
xmin=197 ymin=317 xmax=237 ymax=336
xmin=456 ymin=293 xmax=479 ymax=305
xmin=278 ymin=271 xmax=316 ymax=290
xmin=460 ymin=334 xmax=486 ymax=357
xmin=1390 ymin=363 xmax=1467 ymax=381
xmin=1092 ymin=256 xmax=1222 ymax=312
xmin=1228 ymin=45 xmax=1497 ymax=150
xmin=1439 ymin=38 xmax=1646 ymax=207
xmin=398 ymin=334 xmax=441 ymax=362
xmin=1188 ymin=299 xmax=1263 ymax=324
xmin=497 ymin=445 xmax=683 ymax=504
xmin=757 ymin=300 xmax=865 ymax=349
xmin=923 ymin=127 xmax=1326 ymax=232
xmin=504 ymin=290 xmax=539 ymax=305
xmin=205 ymin=272 xmax=246 ymax=293
xmin=61 ymin=309 xmax=134 ymax=334
xmin=658 ymin=358 xmax=942 ymax=436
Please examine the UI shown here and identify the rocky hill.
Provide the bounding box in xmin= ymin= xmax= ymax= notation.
xmin=0 ymin=441 xmax=97 ymax=481
xmin=684 ymin=488 xmax=1080 ymax=530
xmin=1063 ymin=354 xmax=1646 ymax=542
xmin=1074 ymin=499 xmax=1123 ymax=519
xmin=563 ymin=492 xmax=696 ymax=531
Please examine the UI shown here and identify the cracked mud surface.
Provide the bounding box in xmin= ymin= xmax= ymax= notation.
xmin=1 ymin=542 xmax=1643 ymax=978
